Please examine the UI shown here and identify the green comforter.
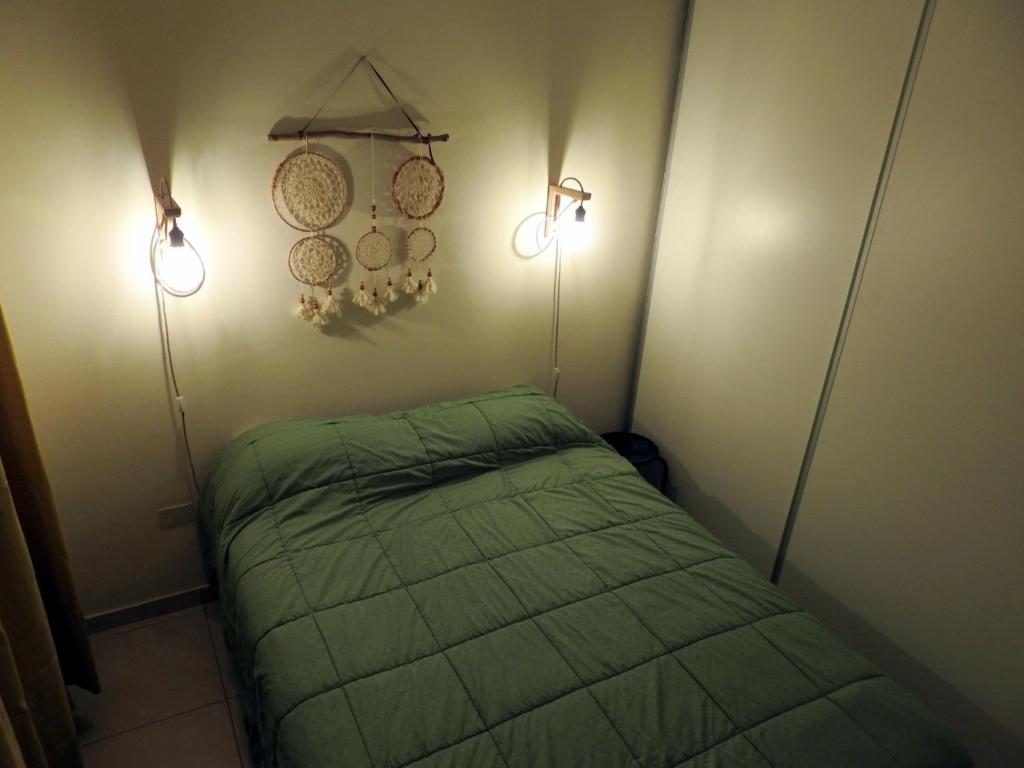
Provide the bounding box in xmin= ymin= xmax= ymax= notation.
xmin=199 ymin=386 xmax=970 ymax=768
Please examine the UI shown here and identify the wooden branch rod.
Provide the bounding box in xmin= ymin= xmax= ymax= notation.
xmin=268 ymin=129 xmax=450 ymax=143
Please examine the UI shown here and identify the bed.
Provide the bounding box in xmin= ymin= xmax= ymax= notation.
xmin=199 ymin=385 xmax=971 ymax=768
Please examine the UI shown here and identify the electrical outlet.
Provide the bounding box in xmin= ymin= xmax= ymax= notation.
xmin=157 ymin=502 xmax=195 ymax=529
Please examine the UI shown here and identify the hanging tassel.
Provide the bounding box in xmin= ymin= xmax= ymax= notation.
xmin=424 ymin=267 xmax=437 ymax=295
xmin=353 ymin=281 xmax=371 ymax=308
xmin=323 ymin=287 xmax=342 ymax=317
xmin=307 ymin=295 xmax=328 ymax=328
xmin=368 ymin=288 xmax=388 ymax=316
xmin=293 ymin=293 xmax=315 ymax=323
xmin=402 ymin=268 xmax=417 ymax=294
xmin=383 ymin=277 xmax=399 ymax=303
xmin=414 ymin=279 xmax=431 ymax=305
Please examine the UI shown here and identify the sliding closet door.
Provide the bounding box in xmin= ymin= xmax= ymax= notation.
xmin=779 ymin=1 xmax=1024 ymax=763
xmin=632 ymin=0 xmax=923 ymax=573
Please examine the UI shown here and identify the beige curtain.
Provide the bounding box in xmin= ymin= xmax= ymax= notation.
xmin=0 ymin=305 xmax=98 ymax=767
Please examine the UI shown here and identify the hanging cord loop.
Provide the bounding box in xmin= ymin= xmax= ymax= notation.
xmin=294 ymin=54 xmax=435 ymax=155
xmin=363 ymin=57 xmax=426 ymax=140
xmin=298 ymin=54 xmax=368 ymax=138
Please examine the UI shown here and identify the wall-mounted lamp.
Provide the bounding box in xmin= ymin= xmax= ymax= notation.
xmin=150 ymin=178 xmax=204 ymax=497
xmin=544 ymin=177 xmax=591 ymax=238
xmin=541 ymin=176 xmax=593 ymax=401
xmin=153 ymin=178 xmax=205 ymax=297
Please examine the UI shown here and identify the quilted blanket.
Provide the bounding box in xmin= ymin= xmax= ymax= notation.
xmin=199 ymin=386 xmax=970 ymax=768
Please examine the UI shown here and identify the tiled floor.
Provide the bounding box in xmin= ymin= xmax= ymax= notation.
xmin=72 ymin=603 xmax=255 ymax=768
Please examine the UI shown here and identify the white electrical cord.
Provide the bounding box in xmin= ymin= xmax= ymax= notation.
xmin=551 ymin=235 xmax=563 ymax=400
xmin=542 ymin=178 xmax=585 ymax=400
xmin=150 ymin=226 xmax=201 ymax=499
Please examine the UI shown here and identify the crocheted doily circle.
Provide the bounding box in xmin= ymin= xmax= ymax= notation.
xmin=272 ymin=151 xmax=347 ymax=232
xmin=391 ymin=156 xmax=444 ymax=220
xmin=356 ymin=230 xmax=393 ymax=271
xmin=288 ymin=235 xmax=339 ymax=286
xmin=406 ymin=227 xmax=437 ymax=262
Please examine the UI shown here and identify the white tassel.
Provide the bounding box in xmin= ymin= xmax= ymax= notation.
xmin=414 ymin=280 xmax=430 ymax=305
xmin=323 ymin=289 xmax=342 ymax=317
xmin=352 ymin=282 xmax=371 ymax=308
xmin=402 ymin=269 xmax=416 ymax=294
xmin=293 ymin=294 xmax=315 ymax=323
xmin=307 ymin=296 xmax=328 ymax=328
xmin=383 ymin=278 xmax=399 ymax=303
xmin=367 ymin=289 xmax=388 ymax=316
xmin=425 ymin=268 xmax=437 ymax=295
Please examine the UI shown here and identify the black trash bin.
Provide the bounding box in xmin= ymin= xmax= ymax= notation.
xmin=601 ymin=431 xmax=668 ymax=493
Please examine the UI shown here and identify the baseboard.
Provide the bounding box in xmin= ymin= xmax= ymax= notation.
xmin=85 ymin=585 xmax=218 ymax=634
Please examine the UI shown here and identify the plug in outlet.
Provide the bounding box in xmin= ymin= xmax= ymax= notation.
xmin=157 ymin=503 xmax=195 ymax=529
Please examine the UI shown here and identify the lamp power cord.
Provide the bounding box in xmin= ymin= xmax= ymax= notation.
xmin=545 ymin=177 xmax=585 ymax=401
xmin=150 ymin=226 xmax=201 ymax=500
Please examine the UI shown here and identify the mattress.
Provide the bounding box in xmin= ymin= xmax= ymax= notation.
xmin=199 ymin=385 xmax=971 ymax=768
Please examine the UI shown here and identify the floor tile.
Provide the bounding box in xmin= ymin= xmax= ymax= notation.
xmin=81 ymin=701 xmax=241 ymax=768
xmin=227 ymin=696 xmax=256 ymax=768
xmin=206 ymin=601 xmax=242 ymax=698
xmin=74 ymin=608 xmax=225 ymax=743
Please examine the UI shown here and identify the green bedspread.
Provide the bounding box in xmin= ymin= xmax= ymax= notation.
xmin=199 ymin=386 xmax=970 ymax=768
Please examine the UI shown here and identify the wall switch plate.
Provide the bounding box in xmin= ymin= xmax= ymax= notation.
xmin=157 ymin=502 xmax=195 ymax=529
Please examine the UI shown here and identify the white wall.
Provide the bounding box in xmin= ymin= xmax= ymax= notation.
xmin=633 ymin=1 xmax=1024 ymax=764
xmin=0 ymin=0 xmax=685 ymax=615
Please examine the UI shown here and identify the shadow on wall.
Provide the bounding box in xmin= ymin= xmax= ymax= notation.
xmin=89 ymin=13 xmax=193 ymax=495
xmin=272 ymin=47 xmax=434 ymax=134
xmin=546 ymin=3 xmax=606 ymax=190
xmin=91 ymin=4 xmax=181 ymax=193
xmin=668 ymin=461 xmax=778 ymax=574
xmin=546 ymin=59 xmax=580 ymax=187
xmin=667 ymin=461 xmax=1023 ymax=767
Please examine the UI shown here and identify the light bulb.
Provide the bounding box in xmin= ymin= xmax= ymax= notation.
xmin=557 ymin=208 xmax=592 ymax=250
xmin=154 ymin=233 xmax=205 ymax=297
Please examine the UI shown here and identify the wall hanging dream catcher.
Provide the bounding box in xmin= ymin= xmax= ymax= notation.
xmin=352 ymin=136 xmax=398 ymax=316
xmin=288 ymin=235 xmax=344 ymax=327
xmin=267 ymin=54 xmax=452 ymax=323
xmin=403 ymin=226 xmax=437 ymax=303
xmin=272 ymin=142 xmax=348 ymax=327
xmin=393 ymin=153 xmax=444 ymax=304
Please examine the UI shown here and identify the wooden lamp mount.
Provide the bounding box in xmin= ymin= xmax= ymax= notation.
xmin=154 ymin=177 xmax=181 ymax=227
xmin=545 ymin=182 xmax=592 ymax=238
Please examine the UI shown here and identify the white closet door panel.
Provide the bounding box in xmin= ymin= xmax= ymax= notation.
xmin=782 ymin=1 xmax=1024 ymax=762
xmin=633 ymin=0 xmax=922 ymax=572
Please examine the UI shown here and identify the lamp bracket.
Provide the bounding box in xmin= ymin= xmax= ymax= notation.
xmin=155 ymin=177 xmax=182 ymax=227
xmin=545 ymin=183 xmax=592 ymax=237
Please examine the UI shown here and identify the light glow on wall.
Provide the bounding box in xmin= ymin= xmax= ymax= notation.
xmin=732 ymin=198 xmax=793 ymax=251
